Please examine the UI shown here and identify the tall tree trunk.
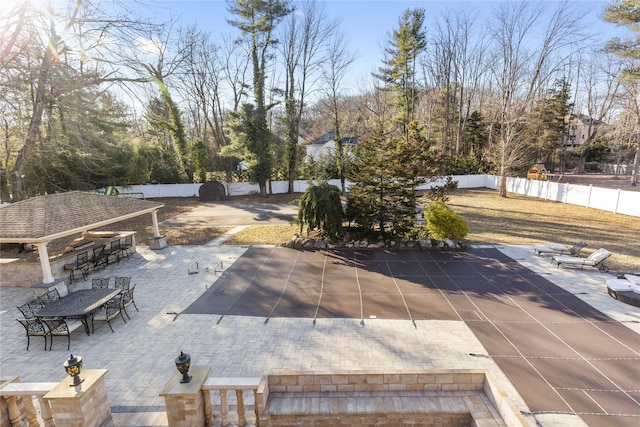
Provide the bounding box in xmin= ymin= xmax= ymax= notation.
xmin=10 ymin=41 xmax=54 ymax=202
xmin=632 ymin=140 xmax=639 ymax=186
xmin=499 ymin=146 xmax=508 ymax=197
xmin=0 ymin=165 xmax=10 ymax=202
xmin=1 ymin=118 xmax=12 ymax=202
xmin=334 ymin=106 xmax=345 ymax=194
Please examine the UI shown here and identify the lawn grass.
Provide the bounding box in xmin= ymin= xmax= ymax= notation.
xmin=225 ymin=224 xmax=299 ymax=246
xmin=444 ymin=188 xmax=639 ymax=273
xmin=227 ymin=188 xmax=639 ymax=273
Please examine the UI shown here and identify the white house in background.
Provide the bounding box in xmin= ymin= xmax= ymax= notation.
xmin=236 ymin=135 xmax=307 ymax=171
xmin=304 ymin=132 xmax=358 ymax=161
xmin=565 ymin=114 xmax=606 ymax=146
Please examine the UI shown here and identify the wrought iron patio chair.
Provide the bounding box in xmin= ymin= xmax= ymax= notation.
xmin=104 ymin=240 xmax=121 ymax=264
xmin=90 ymin=245 xmax=109 ymax=272
xmin=120 ymin=284 xmax=138 ymax=320
xmin=91 ymin=295 xmax=124 ymax=333
xmin=114 ymin=276 xmax=131 ymax=290
xmin=63 ymin=251 xmax=89 ymax=283
xmin=41 ymin=317 xmax=84 ymax=351
xmin=37 ymin=289 xmax=60 ymax=305
xmin=17 ymin=300 xmax=43 ymax=318
xmin=120 ymin=235 xmax=134 ymax=258
xmin=16 ymin=318 xmax=49 ymax=351
xmin=92 ymin=277 xmax=110 ymax=289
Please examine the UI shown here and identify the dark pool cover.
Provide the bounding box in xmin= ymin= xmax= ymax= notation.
xmin=184 ymin=247 xmax=640 ymax=426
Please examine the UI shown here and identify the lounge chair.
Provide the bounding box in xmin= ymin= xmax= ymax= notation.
xmin=552 ymin=248 xmax=612 ymax=272
xmin=607 ymin=274 xmax=640 ymax=307
xmin=534 ymin=241 xmax=587 ymax=257
xmin=626 ymin=274 xmax=640 ymax=286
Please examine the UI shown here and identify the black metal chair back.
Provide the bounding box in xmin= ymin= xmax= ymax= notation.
xmin=42 ymin=318 xmax=79 ymax=351
xmin=114 ymin=276 xmax=131 ymax=290
xmin=121 ymin=284 xmax=139 ymax=320
xmin=121 ymin=235 xmax=133 ymax=257
xmin=37 ymin=289 xmax=60 ymax=305
xmin=16 ymin=318 xmax=49 ymax=351
xmin=91 ymin=295 xmax=122 ymax=333
xmin=17 ymin=300 xmax=43 ymax=318
xmin=91 ymin=245 xmax=108 ymax=270
xmin=64 ymin=251 xmax=89 ymax=282
xmin=92 ymin=277 xmax=110 ymax=289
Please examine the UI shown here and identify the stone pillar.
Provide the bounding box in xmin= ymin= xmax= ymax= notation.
xmin=148 ymin=235 xmax=167 ymax=250
xmin=43 ymin=369 xmax=112 ymax=427
xmin=160 ymin=366 xmax=211 ymax=427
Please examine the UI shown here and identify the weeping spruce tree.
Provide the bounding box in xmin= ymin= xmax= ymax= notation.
xmin=298 ymin=183 xmax=343 ymax=241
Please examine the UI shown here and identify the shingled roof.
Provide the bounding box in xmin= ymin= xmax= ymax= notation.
xmin=0 ymin=191 xmax=164 ymax=243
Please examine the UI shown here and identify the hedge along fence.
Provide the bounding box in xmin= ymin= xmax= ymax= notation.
xmin=111 ymin=174 xmax=639 ymax=218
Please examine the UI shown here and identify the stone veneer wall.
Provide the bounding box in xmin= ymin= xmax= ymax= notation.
xmin=266 ymin=413 xmax=473 ymax=426
xmin=163 ymin=385 xmax=207 ymax=425
xmin=44 ymin=370 xmax=112 ymax=427
xmin=0 ymin=258 xmax=44 ymax=287
xmin=256 ymin=370 xmax=532 ymax=427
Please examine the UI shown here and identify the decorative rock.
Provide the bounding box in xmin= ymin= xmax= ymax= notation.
xmin=444 ymin=239 xmax=456 ymax=249
xmin=419 ymin=239 xmax=431 ymax=248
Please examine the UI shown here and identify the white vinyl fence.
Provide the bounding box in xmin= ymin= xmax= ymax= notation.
xmin=483 ymin=175 xmax=639 ymax=217
xmin=112 ymin=174 xmax=639 ymax=218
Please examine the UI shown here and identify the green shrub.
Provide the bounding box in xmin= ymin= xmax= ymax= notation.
xmin=406 ymin=224 xmax=430 ymax=240
xmin=424 ymin=202 xmax=468 ymax=241
xmin=298 ymin=183 xmax=343 ymax=241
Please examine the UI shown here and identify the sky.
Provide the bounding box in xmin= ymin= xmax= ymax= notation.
xmin=0 ymin=0 xmax=631 ymax=108
xmin=139 ymin=0 xmax=627 ymax=87
xmin=1 ymin=1 xmax=629 ymax=82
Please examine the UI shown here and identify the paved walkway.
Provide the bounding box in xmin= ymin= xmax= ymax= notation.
xmin=1 ymin=240 xmax=638 ymax=426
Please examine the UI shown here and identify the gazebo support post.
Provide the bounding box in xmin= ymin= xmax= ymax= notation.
xmin=35 ymin=242 xmax=55 ymax=284
xmin=149 ymin=209 xmax=167 ymax=250
xmin=151 ymin=210 xmax=161 ymax=237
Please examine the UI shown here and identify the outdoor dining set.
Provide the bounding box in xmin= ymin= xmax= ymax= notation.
xmin=63 ymin=234 xmax=134 ymax=283
xmin=16 ymin=276 xmax=138 ymax=351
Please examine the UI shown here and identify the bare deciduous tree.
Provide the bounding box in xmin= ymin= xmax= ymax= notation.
xmin=1 ymin=0 xmax=155 ymax=201
xmin=280 ymin=0 xmax=336 ymax=192
xmin=321 ymin=31 xmax=356 ymax=193
xmin=489 ymin=1 xmax=583 ymax=197
xmin=573 ymin=50 xmax=622 ymax=174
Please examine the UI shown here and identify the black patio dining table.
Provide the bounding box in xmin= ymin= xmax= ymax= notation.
xmin=35 ymin=288 xmax=120 ymax=335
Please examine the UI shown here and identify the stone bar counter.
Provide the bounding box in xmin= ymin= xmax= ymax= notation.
xmin=0 ymin=231 xmax=136 ymax=288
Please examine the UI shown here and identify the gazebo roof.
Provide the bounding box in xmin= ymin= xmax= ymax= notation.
xmin=0 ymin=191 xmax=164 ymax=243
